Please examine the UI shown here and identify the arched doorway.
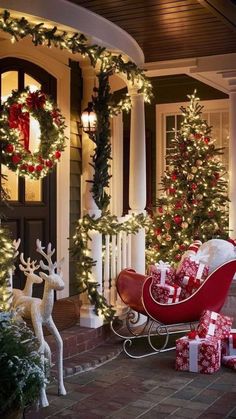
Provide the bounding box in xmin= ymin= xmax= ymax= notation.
xmin=0 ymin=57 xmax=57 ymax=296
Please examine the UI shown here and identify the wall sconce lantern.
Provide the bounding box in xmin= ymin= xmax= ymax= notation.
xmin=81 ymin=102 xmax=97 ymax=134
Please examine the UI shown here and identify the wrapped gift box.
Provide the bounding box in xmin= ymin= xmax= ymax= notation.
xmin=176 ymin=256 xmax=209 ymax=283
xmin=179 ymin=275 xmax=202 ymax=300
xmin=151 ymin=280 xmax=181 ymax=304
xmin=176 ymin=335 xmax=221 ymax=374
xmin=221 ymin=329 xmax=236 ymax=356
xmin=197 ymin=310 xmax=233 ymax=339
xmin=148 ymin=263 xmax=176 ymax=285
xmin=222 ymin=355 xmax=236 ymax=370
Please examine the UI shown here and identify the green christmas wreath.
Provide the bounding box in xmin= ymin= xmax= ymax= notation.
xmin=0 ymin=87 xmax=67 ymax=179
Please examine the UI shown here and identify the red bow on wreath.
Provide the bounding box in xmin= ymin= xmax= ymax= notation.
xmin=8 ymin=103 xmax=30 ymax=151
xmin=26 ymin=91 xmax=46 ymax=110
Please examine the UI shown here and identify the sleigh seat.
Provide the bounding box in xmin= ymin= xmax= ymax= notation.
xmin=111 ymin=260 xmax=236 ymax=358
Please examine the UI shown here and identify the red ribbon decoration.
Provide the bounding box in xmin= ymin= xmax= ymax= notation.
xmin=26 ymin=91 xmax=46 ymax=110
xmin=8 ymin=103 xmax=30 ymax=151
xmin=171 ymin=284 xmax=179 ymax=302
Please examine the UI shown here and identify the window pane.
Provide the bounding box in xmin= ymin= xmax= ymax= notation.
xmin=166 ymin=115 xmax=175 ymax=132
xmin=25 ymin=179 xmax=42 ymax=202
xmin=24 ymin=74 xmax=42 ymax=202
xmin=1 ymin=71 xmax=18 ymax=103
xmin=24 ymin=74 xmax=41 ymax=92
xmin=166 ymin=131 xmax=175 ymax=149
xmin=1 ymin=166 xmax=18 ymax=201
xmin=177 ymin=115 xmax=183 ymax=130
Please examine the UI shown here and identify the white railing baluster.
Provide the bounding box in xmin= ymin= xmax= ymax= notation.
xmin=127 ymin=233 xmax=132 ymax=267
xmin=103 ymin=234 xmax=110 ymax=303
xmin=121 ymin=231 xmax=127 ymax=269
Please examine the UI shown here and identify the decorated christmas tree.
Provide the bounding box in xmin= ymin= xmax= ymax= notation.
xmin=146 ymin=91 xmax=229 ymax=266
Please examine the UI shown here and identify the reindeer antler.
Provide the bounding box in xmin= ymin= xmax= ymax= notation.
xmin=19 ymin=253 xmax=40 ymax=273
xmin=36 ymin=239 xmax=56 ymax=274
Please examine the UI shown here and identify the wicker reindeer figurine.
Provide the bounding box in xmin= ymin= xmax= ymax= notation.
xmin=15 ymin=239 xmax=66 ymax=407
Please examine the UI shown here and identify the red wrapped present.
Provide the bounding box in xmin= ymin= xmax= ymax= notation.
xmin=148 ymin=260 xmax=176 ymax=285
xmin=151 ymin=280 xmax=181 ymax=304
xmin=176 ymin=255 xmax=209 ymax=283
xmin=179 ymin=275 xmax=202 ymax=300
xmin=176 ymin=334 xmax=221 ymax=374
xmin=221 ymin=329 xmax=236 ymax=357
xmin=222 ymin=355 xmax=236 ymax=370
xmin=197 ymin=310 xmax=233 ymax=339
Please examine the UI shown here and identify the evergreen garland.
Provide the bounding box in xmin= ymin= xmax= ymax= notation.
xmin=0 ymin=226 xmax=15 ymax=311
xmin=71 ymin=212 xmax=148 ymax=321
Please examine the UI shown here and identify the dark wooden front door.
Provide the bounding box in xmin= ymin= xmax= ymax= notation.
xmin=0 ymin=58 xmax=57 ymax=296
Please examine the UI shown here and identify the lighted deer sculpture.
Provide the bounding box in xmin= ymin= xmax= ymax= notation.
xmin=15 ymin=239 xmax=66 ymax=407
xmin=12 ymin=253 xmax=42 ymax=306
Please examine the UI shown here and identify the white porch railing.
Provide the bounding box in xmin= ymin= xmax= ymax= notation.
xmin=102 ymin=215 xmax=132 ymax=316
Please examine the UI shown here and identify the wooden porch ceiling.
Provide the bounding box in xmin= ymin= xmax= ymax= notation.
xmin=68 ymin=0 xmax=236 ymax=63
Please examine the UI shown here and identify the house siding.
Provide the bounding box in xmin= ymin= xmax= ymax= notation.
xmin=69 ymin=59 xmax=82 ymax=295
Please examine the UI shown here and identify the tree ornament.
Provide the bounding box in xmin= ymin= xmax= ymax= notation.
xmin=191 ymin=166 xmax=198 ymax=173
xmin=158 ymin=207 xmax=163 ymax=214
xmin=204 ymin=137 xmax=210 ymax=144
xmin=194 ymin=133 xmax=202 ymax=140
xmin=191 ymin=183 xmax=197 ymax=190
xmin=165 ymin=234 xmax=172 ymax=241
xmin=175 ymin=201 xmax=182 ymax=209
xmin=196 ymin=159 xmax=203 ymax=166
xmin=175 ymin=253 xmax=181 ymax=261
xmin=1 ymin=88 xmax=67 ymax=179
xmin=168 ymin=187 xmax=176 ymax=195
xmin=181 ymin=221 xmax=188 ymax=229
xmin=155 ymin=228 xmax=161 ymax=236
xmin=171 ymin=173 xmax=178 ymax=181
xmin=173 ymin=215 xmax=182 ymax=224
xmin=164 ymin=221 xmax=171 ymax=230
xmin=187 ymin=174 xmax=194 ymax=181
xmin=196 ymin=193 xmax=203 ymax=200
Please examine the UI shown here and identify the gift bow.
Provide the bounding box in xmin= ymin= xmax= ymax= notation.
xmin=155 ymin=260 xmax=170 ymax=285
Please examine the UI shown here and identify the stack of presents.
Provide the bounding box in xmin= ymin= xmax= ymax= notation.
xmin=148 ymin=239 xmax=236 ymax=373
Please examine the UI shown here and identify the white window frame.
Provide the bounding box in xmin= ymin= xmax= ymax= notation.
xmin=156 ymin=99 xmax=229 ymax=199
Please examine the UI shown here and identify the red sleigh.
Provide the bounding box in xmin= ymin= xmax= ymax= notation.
xmin=111 ymin=260 xmax=236 ymax=358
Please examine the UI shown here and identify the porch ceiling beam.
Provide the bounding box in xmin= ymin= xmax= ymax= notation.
xmin=197 ymin=0 xmax=236 ymax=32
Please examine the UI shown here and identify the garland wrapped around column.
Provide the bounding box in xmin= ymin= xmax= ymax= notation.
xmin=71 ymin=213 xmax=148 ymax=321
xmin=0 ymin=225 xmax=15 ymax=311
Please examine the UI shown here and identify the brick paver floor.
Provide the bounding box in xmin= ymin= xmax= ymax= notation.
xmin=25 ymin=348 xmax=236 ymax=419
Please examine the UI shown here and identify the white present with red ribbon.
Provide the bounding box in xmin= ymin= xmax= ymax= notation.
xmin=151 ymin=281 xmax=181 ymax=304
xmin=148 ymin=260 xmax=176 ymax=285
xmin=221 ymin=329 xmax=236 ymax=356
xmin=176 ymin=255 xmax=209 ymax=283
xmin=150 ymin=260 xmax=181 ymax=304
xmin=175 ymin=333 xmax=221 ymax=374
xmin=197 ymin=310 xmax=233 ymax=339
xmin=222 ymin=355 xmax=236 ymax=370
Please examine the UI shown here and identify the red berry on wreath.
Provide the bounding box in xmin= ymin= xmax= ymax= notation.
xmin=28 ymin=165 xmax=35 ymax=172
xmin=5 ymin=144 xmax=14 ymax=153
xmin=12 ymin=154 xmax=21 ymax=165
xmin=36 ymin=164 xmax=43 ymax=172
xmin=20 ymin=164 xmax=28 ymax=171
xmin=46 ymin=160 xmax=53 ymax=168
xmin=55 ymin=151 xmax=61 ymax=159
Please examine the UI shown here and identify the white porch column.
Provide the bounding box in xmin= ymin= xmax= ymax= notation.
xmin=129 ymin=89 xmax=146 ymax=274
xmin=229 ymin=91 xmax=236 ymax=236
xmin=110 ymin=114 xmax=123 ymax=217
xmin=80 ymin=59 xmax=103 ymax=328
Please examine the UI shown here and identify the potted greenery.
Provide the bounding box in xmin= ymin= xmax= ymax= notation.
xmin=0 ymin=311 xmax=47 ymax=419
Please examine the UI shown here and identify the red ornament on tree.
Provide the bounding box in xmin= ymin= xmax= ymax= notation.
xmin=204 ymin=137 xmax=210 ymax=144
xmin=194 ymin=133 xmax=202 ymax=140
xmin=169 ymin=187 xmax=176 ymax=195
xmin=175 ymin=201 xmax=182 ymax=209
xmin=158 ymin=207 xmax=163 ymax=214
xmin=155 ymin=228 xmax=161 ymax=236
xmin=171 ymin=173 xmax=178 ymax=181
xmin=191 ymin=183 xmax=197 ymax=190
xmin=175 ymin=253 xmax=181 ymax=261
xmin=173 ymin=215 xmax=182 ymax=224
